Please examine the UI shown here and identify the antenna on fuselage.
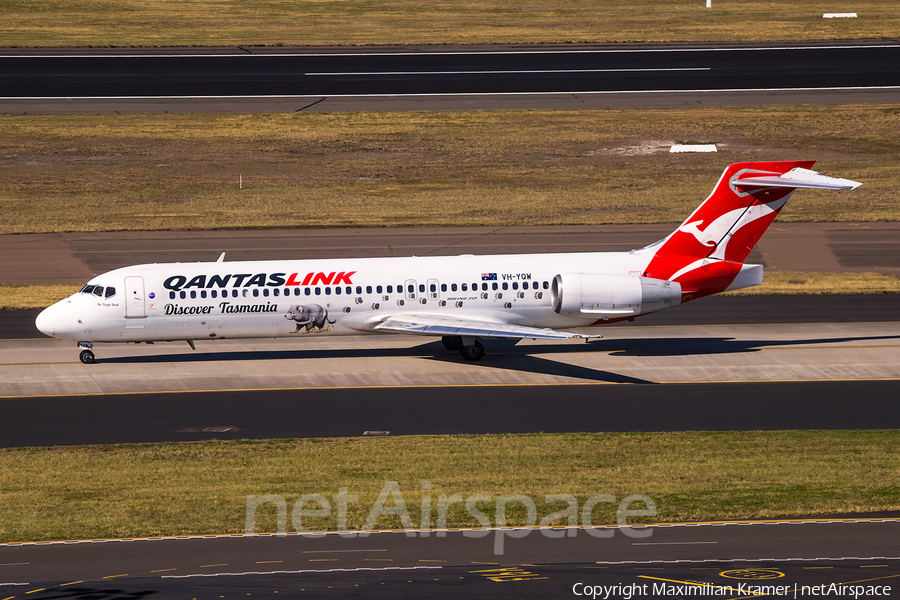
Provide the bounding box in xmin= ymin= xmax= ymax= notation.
xmin=217 ymin=252 xmax=226 ymax=263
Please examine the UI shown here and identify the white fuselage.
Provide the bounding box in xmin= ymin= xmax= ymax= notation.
xmin=39 ymin=250 xmax=652 ymax=344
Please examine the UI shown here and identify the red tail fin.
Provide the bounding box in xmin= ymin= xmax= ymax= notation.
xmin=643 ymin=161 xmax=821 ymax=297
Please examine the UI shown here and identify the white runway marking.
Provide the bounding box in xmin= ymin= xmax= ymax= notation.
xmin=632 ymin=542 xmax=719 ymax=545
xmin=302 ymin=549 xmax=388 ymax=554
xmin=306 ymin=68 xmax=711 ymax=76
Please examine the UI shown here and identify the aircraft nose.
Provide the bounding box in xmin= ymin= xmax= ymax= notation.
xmin=35 ymin=307 xmax=56 ymax=337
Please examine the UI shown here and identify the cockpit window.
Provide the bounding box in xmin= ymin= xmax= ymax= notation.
xmin=80 ymin=285 xmax=96 ymax=295
xmin=92 ymin=286 xmax=105 ymax=297
xmin=105 ymin=287 xmax=116 ymax=298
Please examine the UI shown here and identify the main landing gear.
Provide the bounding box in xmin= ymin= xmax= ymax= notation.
xmin=78 ymin=342 xmax=96 ymax=364
xmin=442 ymin=335 xmax=485 ymax=361
xmin=441 ymin=335 xmax=462 ymax=350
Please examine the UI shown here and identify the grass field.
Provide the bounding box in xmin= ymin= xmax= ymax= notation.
xmin=1 ymin=105 xmax=898 ymax=235
xmin=0 ymin=431 xmax=897 ymax=542
xmin=2 ymin=0 xmax=898 ymax=47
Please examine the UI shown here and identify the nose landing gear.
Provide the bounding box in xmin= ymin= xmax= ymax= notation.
xmin=78 ymin=342 xmax=96 ymax=364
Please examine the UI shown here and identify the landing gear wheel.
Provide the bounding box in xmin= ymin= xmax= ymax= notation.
xmin=79 ymin=350 xmax=96 ymax=364
xmin=442 ymin=335 xmax=463 ymax=350
xmin=459 ymin=340 xmax=485 ymax=361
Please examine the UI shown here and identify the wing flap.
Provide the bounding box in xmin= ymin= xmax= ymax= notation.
xmin=373 ymin=314 xmax=600 ymax=340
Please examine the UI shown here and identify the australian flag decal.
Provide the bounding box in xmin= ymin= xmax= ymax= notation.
xmin=481 ymin=272 xmax=497 ymax=281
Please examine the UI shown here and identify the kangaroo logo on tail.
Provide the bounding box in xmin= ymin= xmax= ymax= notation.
xmin=642 ymin=161 xmax=859 ymax=299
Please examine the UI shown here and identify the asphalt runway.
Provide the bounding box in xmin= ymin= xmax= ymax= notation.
xmin=1 ymin=520 xmax=899 ymax=599
xmin=2 ymin=42 xmax=899 ymax=113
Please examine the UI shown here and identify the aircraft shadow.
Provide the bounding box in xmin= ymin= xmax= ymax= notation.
xmin=581 ymin=333 xmax=900 ymax=357
xmin=97 ymin=333 xmax=900 ymax=383
xmin=422 ymin=351 xmax=654 ymax=384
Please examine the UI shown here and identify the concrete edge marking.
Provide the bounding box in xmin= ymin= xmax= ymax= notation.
xmin=2 ymin=518 xmax=897 ymax=548
xmin=4 ymin=86 xmax=900 ymax=101
xmin=3 ymin=377 xmax=900 ymax=399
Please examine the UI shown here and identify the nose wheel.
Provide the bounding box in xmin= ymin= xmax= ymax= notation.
xmin=78 ymin=342 xmax=96 ymax=365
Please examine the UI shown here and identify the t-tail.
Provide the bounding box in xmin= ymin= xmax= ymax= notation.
xmin=641 ymin=161 xmax=861 ymax=300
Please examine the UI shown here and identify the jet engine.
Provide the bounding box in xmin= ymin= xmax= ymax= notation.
xmin=551 ymin=273 xmax=681 ymax=318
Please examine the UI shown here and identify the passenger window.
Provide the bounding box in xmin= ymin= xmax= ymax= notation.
xmin=201 ymin=290 xmax=207 ymax=299
xmin=357 ymin=286 xmax=363 ymax=294
xmin=180 ymin=291 xmax=187 ymax=299
xmin=315 ymin=287 xmax=321 ymax=296
xmin=295 ymin=288 xmax=302 ymax=296
xmin=335 ymin=286 xmax=342 ymax=295
xmin=481 ymin=283 xmax=487 ymax=291
xmin=169 ymin=291 xmax=176 ymax=300
xmin=451 ymin=283 xmax=457 ymax=292
xmin=419 ymin=284 xmax=425 ymax=293
xmin=263 ymin=289 xmax=270 ymax=297
xmin=440 ymin=284 xmax=446 ymax=292
xmin=387 ymin=285 xmax=393 ymax=294
xmin=325 ymin=287 xmax=331 ymax=296
xmin=523 ymin=281 xmax=529 ymax=290
xmin=492 ymin=282 xmax=498 ymax=291
xmin=252 ymin=289 xmax=259 ymax=297
xmin=502 ymin=282 xmax=508 ymax=290
xmin=376 ymin=285 xmax=383 ymax=294
xmin=242 ymin=290 xmax=249 ymax=298
xmin=190 ymin=290 xmax=197 ymax=299
xmin=273 ymin=289 xmax=279 ymax=297
xmin=305 ymin=288 xmax=311 ymax=296
xmin=347 ymin=286 xmax=352 ymax=295
xmin=232 ymin=289 xmax=239 ymax=298
xmin=366 ymin=286 xmax=373 ymax=294
xmin=543 ymin=281 xmax=550 ymax=289
xmin=461 ymin=283 xmax=467 ymax=291
xmin=512 ymin=282 xmax=518 ymax=290
xmin=105 ymin=287 xmax=116 ymax=298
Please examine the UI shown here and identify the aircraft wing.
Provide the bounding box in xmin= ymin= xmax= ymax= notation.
xmin=372 ymin=314 xmax=601 ymax=340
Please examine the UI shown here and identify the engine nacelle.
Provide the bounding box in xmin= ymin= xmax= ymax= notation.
xmin=551 ymin=273 xmax=681 ymax=318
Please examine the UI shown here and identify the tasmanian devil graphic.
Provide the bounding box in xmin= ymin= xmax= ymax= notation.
xmin=284 ymin=304 xmax=335 ymax=333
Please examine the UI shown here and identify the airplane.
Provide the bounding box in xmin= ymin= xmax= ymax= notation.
xmin=35 ymin=161 xmax=861 ymax=365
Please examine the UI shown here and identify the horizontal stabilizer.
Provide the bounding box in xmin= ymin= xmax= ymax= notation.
xmin=733 ymin=167 xmax=862 ymax=191
xmin=374 ymin=314 xmax=600 ymax=341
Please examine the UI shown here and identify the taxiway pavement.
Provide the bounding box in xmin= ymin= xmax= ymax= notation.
xmin=1 ymin=519 xmax=898 ymax=599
